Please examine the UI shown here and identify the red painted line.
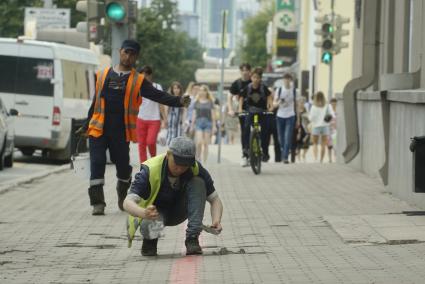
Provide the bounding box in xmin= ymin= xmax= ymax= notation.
xmin=169 ymin=222 xmax=204 ymax=284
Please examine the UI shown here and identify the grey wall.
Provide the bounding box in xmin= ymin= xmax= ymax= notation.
xmin=336 ymin=92 xmax=385 ymax=178
xmin=387 ymin=91 xmax=425 ymax=207
xmin=337 ymin=90 xmax=425 ymax=209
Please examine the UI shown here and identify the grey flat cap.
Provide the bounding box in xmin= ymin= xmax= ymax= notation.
xmin=169 ymin=136 xmax=196 ymax=166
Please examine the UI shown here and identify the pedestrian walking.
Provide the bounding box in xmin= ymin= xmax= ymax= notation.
xmin=296 ymin=98 xmax=311 ymax=162
xmin=327 ymin=98 xmax=338 ymax=163
xmin=165 ymin=81 xmax=185 ymax=145
xmin=273 ymin=73 xmax=298 ymax=164
xmin=183 ymin=82 xmax=200 ymax=138
xmin=228 ymin=63 xmax=252 ymax=167
xmin=223 ymin=94 xmax=239 ymax=144
xmin=124 ymin=136 xmax=224 ymax=256
xmin=77 ymin=39 xmax=190 ymax=216
xmin=262 ymin=108 xmax=281 ymax=162
xmin=136 ymin=66 xmax=166 ymax=163
xmin=308 ymin=91 xmax=335 ymax=163
xmin=190 ymin=85 xmax=216 ymax=163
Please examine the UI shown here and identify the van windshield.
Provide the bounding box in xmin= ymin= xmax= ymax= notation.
xmin=0 ymin=55 xmax=54 ymax=97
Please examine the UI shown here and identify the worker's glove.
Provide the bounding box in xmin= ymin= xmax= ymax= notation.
xmin=180 ymin=95 xmax=191 ymax=107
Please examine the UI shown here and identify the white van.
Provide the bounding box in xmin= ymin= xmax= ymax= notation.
xmin=0 ymin=38 xmax=99 ymax=160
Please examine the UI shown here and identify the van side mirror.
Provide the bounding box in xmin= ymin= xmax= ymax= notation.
xmin=9 ymin=108 xmax=19 ymax=116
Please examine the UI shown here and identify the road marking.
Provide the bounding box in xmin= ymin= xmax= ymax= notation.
xmin=169 ymin=222 xmax=203 ymax=284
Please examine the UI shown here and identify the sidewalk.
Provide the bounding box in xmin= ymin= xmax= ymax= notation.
xmin=1 ymin=144 xmax=425 ymax=283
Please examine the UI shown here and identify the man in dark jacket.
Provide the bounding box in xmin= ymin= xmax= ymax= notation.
xmin=124 ymin=136 xmax=223 ymax=256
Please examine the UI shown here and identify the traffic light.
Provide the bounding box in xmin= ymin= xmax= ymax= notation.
xmin=321 ymin=51 xmax=332 ymax=64
xmin=105 ymin=0 xmax=128 ymax=24
xmin=76 ymin=0 xmax=105 ymax=44
xmin=314 ymin=15 xmax=334 ymax=64
xmin=333 ymin=15 xmax=350 ymax=54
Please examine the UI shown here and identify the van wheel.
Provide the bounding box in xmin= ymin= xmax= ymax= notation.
xmin=0 ymin=147 xmax=4 ymax=171
xmin=20 ymin=148 xmax=35 ymax=156
xmin=4 ymin=151 xmax=13 ymax=168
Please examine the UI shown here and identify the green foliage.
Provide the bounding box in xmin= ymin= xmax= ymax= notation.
xmin=0 ymin=0 xmax=85 ymax=38
xmin=239 ymin=4 xmax=274 ymax=68
xmin=0 ymin=0 xmax=43 ymax=37
xmin=136 ymin=0 xmax=204 ymax=90
xmin=54 ymin=0 xmax=85 ymax=27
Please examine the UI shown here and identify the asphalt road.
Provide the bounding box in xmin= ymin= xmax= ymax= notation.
xmin=0 ymin=149 xmax=68 ymax=189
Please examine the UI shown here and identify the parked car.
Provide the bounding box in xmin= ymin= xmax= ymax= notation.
xmin=0 ymin=38 xmax=98 ymax=161
xmin=0 ymin=97 xmax=18 ymax=170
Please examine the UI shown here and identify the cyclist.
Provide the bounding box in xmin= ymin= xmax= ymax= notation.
xmin=228 ymin=63 xmax=252 ymax=167
xmin=238 ymin=67 xmax=273 ymax=161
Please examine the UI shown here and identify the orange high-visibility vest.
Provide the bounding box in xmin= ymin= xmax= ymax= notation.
xmin=87 ymin=67 xmax=145 ymax=142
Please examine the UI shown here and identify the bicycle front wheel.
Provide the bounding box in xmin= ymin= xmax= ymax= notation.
xmin=249 ymin=130 xmax=261 ymax=175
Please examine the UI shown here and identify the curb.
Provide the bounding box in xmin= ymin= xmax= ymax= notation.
xmin=0 ymin=164 xmax=70 ymax=195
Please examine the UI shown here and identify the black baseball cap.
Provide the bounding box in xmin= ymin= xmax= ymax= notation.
xmin=169 ymin=136 xmax=196 ymax=166
xmin=121 ymin=39 xmax=140 ymax=54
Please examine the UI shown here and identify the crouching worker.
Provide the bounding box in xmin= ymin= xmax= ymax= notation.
xmin=124 ymin=136 xmax=223 ymax=256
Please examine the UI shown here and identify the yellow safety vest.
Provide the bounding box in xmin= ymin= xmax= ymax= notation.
xmin=126 ymin=154 xmax=199 ymax=247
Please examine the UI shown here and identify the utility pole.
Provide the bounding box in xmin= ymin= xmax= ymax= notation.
xmin=329 ymin=0 xmax=335 ymax=101
xmin=217 ymin=10 xmax=228 ymax=164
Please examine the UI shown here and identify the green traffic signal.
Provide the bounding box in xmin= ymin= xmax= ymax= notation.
xmin=322 ymin=51 xmax=332 ymax=64
xmin=106 ymin=2 xmax=126 ymax=22
xmin=275 ymin=59 xmax=283 ymax=65
xmin=322 ymin=23 xmax=333 ymax=33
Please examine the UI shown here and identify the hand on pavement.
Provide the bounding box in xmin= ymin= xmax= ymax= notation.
xmin=210 ymin=222 xmax=222 ymax=234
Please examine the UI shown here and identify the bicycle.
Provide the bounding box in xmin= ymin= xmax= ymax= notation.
xmin=238 ymin=111 xmax=274 ymax=175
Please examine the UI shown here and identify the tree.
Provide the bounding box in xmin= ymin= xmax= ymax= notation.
xmin=54 ymin=0 xmax=85 ymax=27
xmin=0 ymin=0 xmax=85 ymax=38
xmin=0 ymin=0 xmax=43 ymax=37
xmin=239 ymin=4 xmax=274 ymax=68
xmin=136 ymin=0 xmax=204 ymax=89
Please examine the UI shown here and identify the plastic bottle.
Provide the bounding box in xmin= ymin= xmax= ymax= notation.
xmin=148 ymin=220 xmax=165 ymax=239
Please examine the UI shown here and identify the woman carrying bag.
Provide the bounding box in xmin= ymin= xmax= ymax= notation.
xmin=308 ymin=91 xmax=335 ymax=163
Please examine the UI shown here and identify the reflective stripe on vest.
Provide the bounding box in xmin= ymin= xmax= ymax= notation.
xmin=126 ymin=154 xmax=199 ymax=248
xmin=88 ymin=67 xmax=144 ymax=142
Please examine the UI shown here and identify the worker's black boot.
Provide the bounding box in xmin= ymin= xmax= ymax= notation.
xmin=141 ymin=238 xmax=158 ymax=256
xmin=116 ymin=180 xmax=130 ymax=211
xmin=88 ymin=185 xmax=106 ymax=215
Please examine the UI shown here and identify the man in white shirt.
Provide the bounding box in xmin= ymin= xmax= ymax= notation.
xmin=273 ymin=73 xmax=297 ymax=164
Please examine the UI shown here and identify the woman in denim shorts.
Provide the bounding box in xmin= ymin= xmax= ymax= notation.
xmin=308 ymin=91 xmax=334 ymax=162
xmin=190 ymin=85 xmax=216 ymax=163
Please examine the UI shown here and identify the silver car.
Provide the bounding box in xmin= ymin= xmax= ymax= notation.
xmin=0 ymin=97 xmax=18 ymax=170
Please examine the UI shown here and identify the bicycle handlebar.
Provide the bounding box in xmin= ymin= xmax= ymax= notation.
xmin=236 ymin=111 xmax=275 ymax=116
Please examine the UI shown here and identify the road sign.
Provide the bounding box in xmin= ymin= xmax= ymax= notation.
xmin=25 ymin=8 xmax=70 ymax=33
xmin=276 ymin=0 xmax=295 ymax=11
xmin=274 ymin=10 xmax=296 ymax=31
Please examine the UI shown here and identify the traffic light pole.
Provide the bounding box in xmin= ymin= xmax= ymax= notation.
xmin=328 ymin=0 xmax=335 ymax=101
xmin=111 ymin=24 xmax=128 ymax=66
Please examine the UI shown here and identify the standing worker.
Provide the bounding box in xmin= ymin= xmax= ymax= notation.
xmin=78 ymin=39 xmax=190 ymax=216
